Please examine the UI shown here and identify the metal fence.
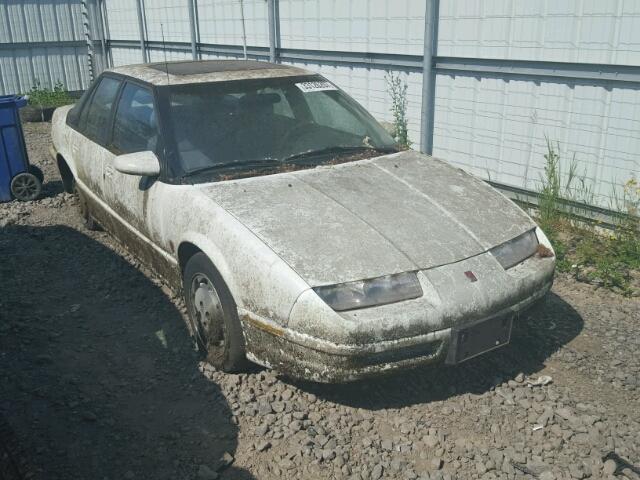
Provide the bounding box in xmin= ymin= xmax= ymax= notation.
xmin=0 ymin=0 xmax=108 ymax=94
xmin=2 ymin=0 xmax=639 ymax=214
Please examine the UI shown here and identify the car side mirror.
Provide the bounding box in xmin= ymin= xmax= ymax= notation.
xmin=113 ymin=151 xmax=160 ymax=177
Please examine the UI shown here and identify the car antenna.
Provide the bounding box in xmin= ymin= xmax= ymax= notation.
xmin=160 ymin=23 xmax=170 ymax=86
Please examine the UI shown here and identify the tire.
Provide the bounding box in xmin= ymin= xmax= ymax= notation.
xmin=28 ymin=165 xmax=44 ymax=184
xmin=75 ymin=186 xmax=100 ymax=231
xmin=183 ymin=252 xmax=248 ymax=372
xmin=10 ymin=172 xmax=41 ymax=201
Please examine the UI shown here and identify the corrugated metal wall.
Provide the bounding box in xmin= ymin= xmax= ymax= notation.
xmin=277 ymin=0 xmax=425 ymax=149
xmin=435 ymin=0 xmax=640 ymax=209
xmin=0 ymin=0 xmax=106 ymax=95
xmin=102 ymin=0 xmax=640 ymax=211
xmin=2 ymin=0 xmax=638 ymax=211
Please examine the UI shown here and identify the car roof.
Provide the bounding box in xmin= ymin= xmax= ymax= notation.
xmin=108 ymin=59 xmax=314 ymax=86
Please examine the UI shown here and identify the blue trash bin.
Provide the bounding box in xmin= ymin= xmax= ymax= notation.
xmin=0 ymin=94 xmax=43 ymax=202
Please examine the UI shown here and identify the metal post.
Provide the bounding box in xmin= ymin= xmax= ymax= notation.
xmin=100 ymin=0 xmax=113 ymax=67
xmin=239 ymin=0 xmax=248 ymax=59
xmin=136 ymin=0 xmax=147 ymax=63
xmin=80 ymin=0 xmax=95 ymax=81
xmin=267 ymin=0 xmax=277 ymax=62
xmin=188 ymin=0 xmax=198 ymax=60
xmin=420 ymin=0 xmax=439 ymax=155
xmin=92 ymin=0 xmax=108 ymax=72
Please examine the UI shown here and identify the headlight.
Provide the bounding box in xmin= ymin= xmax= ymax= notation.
xmin=313 ymin=272 xmax=423 ymax=311
xmin=490 ymin=230 xmax=538 ymax=269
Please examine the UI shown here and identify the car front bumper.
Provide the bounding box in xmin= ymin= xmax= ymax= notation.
xmin=240 ymin=278 xmax=552 ymax=383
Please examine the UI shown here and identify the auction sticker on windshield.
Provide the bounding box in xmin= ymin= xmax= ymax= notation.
xmin=296 ymin=81 xmax=338 ymax=93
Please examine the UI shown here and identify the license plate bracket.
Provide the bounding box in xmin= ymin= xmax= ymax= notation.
xmin=446 ymin=314 xmax=513 ymax=364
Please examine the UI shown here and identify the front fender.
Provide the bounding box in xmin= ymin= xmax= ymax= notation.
xmin=172 ymin=191 xmax=311 ymax=324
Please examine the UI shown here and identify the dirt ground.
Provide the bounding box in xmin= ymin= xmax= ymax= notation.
xmin=0 ymin=123 xmax=638 ymax=480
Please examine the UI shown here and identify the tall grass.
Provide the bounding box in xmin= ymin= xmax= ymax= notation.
xmin=535 ymin=141 xmax=640 ymax=295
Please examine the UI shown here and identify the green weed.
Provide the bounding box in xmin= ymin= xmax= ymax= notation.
xmin=536 ymin=143 xmax=639 ymax=296
xmin=25 ymin=80 xmax=73 ymax=108
xmin=385 ymin=72 xmax=411 ymax=150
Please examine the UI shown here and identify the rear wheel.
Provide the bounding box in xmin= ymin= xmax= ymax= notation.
xmin=10 ymin=172 xmax=41 ymax=201
xmin=183 ymin=253 xmax=248 ymax=372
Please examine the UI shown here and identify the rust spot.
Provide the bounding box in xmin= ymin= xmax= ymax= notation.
xmin=241 ymin=314 xmax=284 ymax=338
xmin=536 ymin=244 xmax=554 ymax=258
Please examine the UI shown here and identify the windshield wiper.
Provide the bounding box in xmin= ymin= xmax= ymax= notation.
xmin=182 ymin=159 xmax=285 ymax=178
xmin=283 ymin=146 xmax=397 ymax=164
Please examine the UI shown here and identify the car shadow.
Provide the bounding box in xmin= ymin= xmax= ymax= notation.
xmin=0 ymin=225 xmax=255 ymax=480
xmin=40 ymin=178 xmax=65 ymax=199
xmin=287 ymin=291 xmax=584 ymax=410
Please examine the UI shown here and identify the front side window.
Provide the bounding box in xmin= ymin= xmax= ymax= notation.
xmin=80 ymin=76 xmax=121 ymax=144
xmin=161 ymin=75 xmax=397 ymax=181
xmin=111 ymin=83 xmax=158 ymax=154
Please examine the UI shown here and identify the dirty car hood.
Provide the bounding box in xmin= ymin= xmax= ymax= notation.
xmin=201 ymin=151 xmax=535 ymax=286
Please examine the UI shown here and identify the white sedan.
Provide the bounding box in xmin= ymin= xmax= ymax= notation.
xmin=50 ymin=60 xmax=555 ymax=382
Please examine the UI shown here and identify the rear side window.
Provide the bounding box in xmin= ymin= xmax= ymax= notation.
xmin=79 ymin=76 xmax=121 ymax=144
xmin=111 ymin=83 xmax=159 ymax=154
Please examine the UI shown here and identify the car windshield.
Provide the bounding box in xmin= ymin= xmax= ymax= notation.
xmin=163 ymin=75 xmax=397 ymax=179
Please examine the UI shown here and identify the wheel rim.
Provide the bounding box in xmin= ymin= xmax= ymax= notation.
xmin=190 ymin=273 xmax=225 ymax=351
xmin=13 ymin=175 xmax=38 ymax=199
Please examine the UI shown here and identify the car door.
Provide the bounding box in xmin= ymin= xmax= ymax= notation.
xmin=103 ymin=81 xmax=161 ymax=240
xmin=73 ymin=76 xmax=122 ymax=200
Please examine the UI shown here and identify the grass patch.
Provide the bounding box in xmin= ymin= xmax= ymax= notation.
xmin=535 ymin=141 xmax=640 ymax=296
xmin=24 ymin=80 xmax=73 ymax=108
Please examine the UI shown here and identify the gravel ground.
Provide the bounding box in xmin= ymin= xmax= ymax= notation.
xmin=0 ymin=123 xmax=639 ymax=480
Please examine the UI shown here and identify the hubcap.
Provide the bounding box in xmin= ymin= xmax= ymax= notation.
xmin=13 ymin=175 xmax=38 ymax=198
xmin=190 ymin=274 xmax=225 ymax=350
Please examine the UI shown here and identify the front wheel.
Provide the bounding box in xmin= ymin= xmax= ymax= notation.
xmin=183 ymin=253 xmax=248 ymax=372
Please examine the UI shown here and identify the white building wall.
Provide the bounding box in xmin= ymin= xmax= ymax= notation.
xmin=197 ymin=0 xmax=269 ymax=47
xmin=438 ymin=0 xmax=640 ymax=65
xmin=96 ymin=0 xmax=640 ymax=209
xmin=104 ymin=0 xmax=139 ymax=41
xmin=278 ymin=0 xmax=425 ymax=55
xmin=435 ymin=0 xmax=640 ymax=208
xmin=0 ymin=0 xmax=92 ymax=94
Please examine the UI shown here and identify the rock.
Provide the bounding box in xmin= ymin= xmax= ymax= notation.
xmin=431 ymin=457 xmax=443 ymax=470
xmin=256 ymin=440 xmax=271 ymax=452
xmin=257 ymin=401 xmax=273 ymax=415
xmin=603 ymin=459 xmax=617 ymax=475
xmin=381 ymin=439 xmax=393 ymax=451
xmin=539 ymin=472 xmax=555 ymax=480
xmin=197 ymin=465 xmax=219 ymax=480
xmin=371 ymin=463 xmax=384 ymax=480
xmin=568 ymin=463 xmax=585 ymax=479
xmin=216 ymin=452 xmax=234 ymax=471
xmin=423 ymin=434 xmax=439 ymax=448
xmin=515 ymin=373 xmax=525 ymax=383
xmin=321 ymin=449 xmax=336 ymax=461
